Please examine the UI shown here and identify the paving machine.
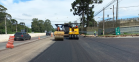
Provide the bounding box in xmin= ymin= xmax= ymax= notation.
xmin=68 ymin=23 xmax=79 ymax=39
xmin=54 ymin=24 xmax=64 ymax=40
xmin=62 ymin=24 xmax=71 ymax=37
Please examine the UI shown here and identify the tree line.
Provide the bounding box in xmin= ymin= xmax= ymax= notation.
xmin=0 ymin=5 xmax=32 ymax=34
xmin=0 ymin=4 xmax=54 ymax=34
xmin=31 ymin=18 xmax=55 ymax=32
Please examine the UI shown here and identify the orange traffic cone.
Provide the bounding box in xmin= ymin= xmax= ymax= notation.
xmin=6 ymin=36 xmax=14 ymax=48
xmin=38 ymin=36 xmax=40 ymax=39
xmin=51 ymin=33 xmax=53 ymax=37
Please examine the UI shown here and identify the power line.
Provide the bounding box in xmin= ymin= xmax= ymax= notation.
xmin=120 ymin=5 xmax=139 ymax=8
xmin=103 ymin=0 xmax=120 ymax=10
xmin=104 ymin=5 xmax=139 ymax=10
xmin=94 ymin=0 xmax=116 ymax=17
xmin=94 ymin=0 xmax=125 ymax=17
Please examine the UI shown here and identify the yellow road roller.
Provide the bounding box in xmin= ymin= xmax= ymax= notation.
xmin=54 ymin=24 xmax=64 ymax=40
xmin=69 ymin=25 xmax=79 ymax=39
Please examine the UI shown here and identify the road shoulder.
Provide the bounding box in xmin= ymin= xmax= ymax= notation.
xmin=0 ymin=37 xmax=55 ymax=62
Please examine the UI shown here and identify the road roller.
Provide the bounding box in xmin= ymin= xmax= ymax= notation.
xmin=54 ymin=24 xmax=64 ymax=41
xmin=68 ymin=24 xmax=79 ymax=40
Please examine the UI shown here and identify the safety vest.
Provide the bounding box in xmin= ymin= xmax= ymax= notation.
xmin=94 ymin=31 xmax=96 ymax=33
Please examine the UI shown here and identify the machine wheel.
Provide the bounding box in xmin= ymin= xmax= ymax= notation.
xmin=73 ymin=35 xmax=75 ymax=39
xmin=76 ymin=37 xmax=79 ymax=40
xmin=69 ymin=35 xmax=72 ymax=39
xmin=61 ymin=39 xmax=64 ymax=41
xmin=76 ymin=35 xmax=79 ymax=40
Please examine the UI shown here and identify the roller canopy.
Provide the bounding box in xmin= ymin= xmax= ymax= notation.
xmin=55 ymin=23 xmax=80 ymax=27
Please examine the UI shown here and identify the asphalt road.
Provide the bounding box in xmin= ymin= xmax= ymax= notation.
xmin=0 ymin=35 xmax=49 ymax=50
xmin=30 ymin=36 xmax=139 ymax=62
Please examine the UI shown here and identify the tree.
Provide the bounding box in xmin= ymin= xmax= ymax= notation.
xmin=44 ymin=19 xmax=53 ymax=32
xmin=0 ymin=4 xmax=12 ymax=34
xmin=70 ymin=0 xmax=103 ymax=28
xmin=19 ymin=22 xmax=25 ymax=30
xmin=0 ymin=4 xmax=31 ymax=34
xmin=31 ymin=18 xmax=54 ymax=32
xmin=38 ymin=20 xmax=45 ymax=32
xmin=10 ymin=19 xmax=17 ymax=32
xmin=31 ymin=18 xmax=39 ymax=32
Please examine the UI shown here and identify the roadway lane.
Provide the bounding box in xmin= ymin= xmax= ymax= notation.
xmin=0 ymin=35 xmax=49 ymax=50
xmin=30 ymin=36 xmax=139 ymax=62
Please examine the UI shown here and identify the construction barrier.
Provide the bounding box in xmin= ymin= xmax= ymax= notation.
xmin=6 ymin=36 xmax=14 ymax=48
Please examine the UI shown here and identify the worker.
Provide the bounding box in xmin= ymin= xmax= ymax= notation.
xmin=57 ymin=26 xmax=60 ymax=31
xmin=76 ymin=25 xmax=78 ymax=28
xmin=94 ymin=30 xmax=96 ymax=37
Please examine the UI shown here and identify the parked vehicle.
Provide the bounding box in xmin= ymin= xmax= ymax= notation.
xmin=14 ymin=32 xmax=31 ymax=41
xmin=46 ymin=31 xmax=51 ymax=36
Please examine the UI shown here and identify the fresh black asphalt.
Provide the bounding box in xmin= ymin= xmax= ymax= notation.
xmin=30 ymin=36 xmax=139 ymax=62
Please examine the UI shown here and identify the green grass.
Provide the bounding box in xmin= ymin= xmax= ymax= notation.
xmin=98 ymin=35 xmax=117 ymax=36
xmin=98 ymin=33 xmax=139 ymax=37
xmin=120 ymin=33 xmax=139 ymax=35
xmin=85 ymin=34 xmax=90 ymax=35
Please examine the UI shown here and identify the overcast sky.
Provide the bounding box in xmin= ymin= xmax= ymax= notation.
xmin=0 ymin=0 xmax=139 ymax=28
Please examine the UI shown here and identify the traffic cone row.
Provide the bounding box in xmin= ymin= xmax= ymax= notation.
xmin=6 ymin=36 xmax=14 ymax=48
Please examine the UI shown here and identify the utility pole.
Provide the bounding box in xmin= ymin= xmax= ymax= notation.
xmin=113 ymin=5 xmax=115 ymax=27
xmin=24 ymin=23 xmax=25 ymax=32
xmin=24 ymin=23 xmax=25 ymax=30
xmin=82 ymin=10 xmax=84 ymax=33
xmin=103 ymin=7 xmax=105 ymax=35
xmin=116 ymin=0 xmax=118 ymax=27
xmin=5 ymin=17 xmax=7 ymax=34
xmin=94 ymin=20 xmax=95 ymax=27
xmin=16 ymin=21 xmax=17 ymax=32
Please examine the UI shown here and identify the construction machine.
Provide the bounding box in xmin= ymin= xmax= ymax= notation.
xmin=62 ymin=24 xmax=71 ymax=37
xmin=68 ymin=24 xmax=79 ymax=39
xmin=54 ymin=24 xmax=64 ymax=40
xmin=54 ymin=23 xmax=80 ymax=40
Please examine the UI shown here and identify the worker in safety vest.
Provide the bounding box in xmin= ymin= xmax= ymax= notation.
xmin=94 ymin=30 xmax=96 ymax=36
xmin=76 ymin=25 xmax=78 ymax=28
xmin=57 ymin=26 xmax=60 ymax=31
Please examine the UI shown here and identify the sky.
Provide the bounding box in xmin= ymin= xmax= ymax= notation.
xmin=0 ymin=0 xmax=139 ymax=28
xmin=94 ymin=0 xmax=139 ymax=21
